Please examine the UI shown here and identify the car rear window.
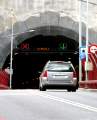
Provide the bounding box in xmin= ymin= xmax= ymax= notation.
xmin=47 ymin=63 xmax=73 ymax=72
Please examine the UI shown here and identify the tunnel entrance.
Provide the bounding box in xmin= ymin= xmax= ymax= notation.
xmin=3 ymin=35 xmax=79 ymax=89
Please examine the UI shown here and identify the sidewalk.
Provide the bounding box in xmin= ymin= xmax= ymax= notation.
xmin=79 ymin=88 xmax=97 ymax=92
xmin=79 ymin=80 xmax=97 ymax=89
xmin=0 ymin=84 xmax=10 ymax=90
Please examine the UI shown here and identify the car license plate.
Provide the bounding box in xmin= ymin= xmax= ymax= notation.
xmin=53 ymin=75 xmax=68 ymax=79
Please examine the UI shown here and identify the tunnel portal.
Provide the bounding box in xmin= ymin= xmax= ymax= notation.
xmin=8 ymin=35 xmax=79 ymax=89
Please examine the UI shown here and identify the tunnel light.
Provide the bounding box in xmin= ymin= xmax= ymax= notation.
xmin=74 ymin=51 xmax=78 ymax=54
xmin=14 ymin=53 xmax=18 ymax=55
xmin=68 ymin=58 xmax=71 ymax=60
xmin=29 ymin=29 xmax=35 ymax=32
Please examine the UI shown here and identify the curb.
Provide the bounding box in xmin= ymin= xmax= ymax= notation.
xmin=79 ymin=88 xmax=97 ymax=92
xmin=79 ymin=80 xmax=97 ymax=89
xmin=0 ymin=84 xmax=10 ymax=90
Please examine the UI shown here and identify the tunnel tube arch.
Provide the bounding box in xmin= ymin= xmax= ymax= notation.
xmin=1 ymin=26 xmax=78 ymax=67
xmin=2 ymin=25 xmax=79 ymax=69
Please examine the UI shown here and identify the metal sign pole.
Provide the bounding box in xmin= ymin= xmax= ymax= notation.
xmin=85 ymin=0 xmax=89 ymax=81
xmin=79 ymin=0 xmax=82 ymax=81
xmin=10 ymin=9 xmax=14 ymax=89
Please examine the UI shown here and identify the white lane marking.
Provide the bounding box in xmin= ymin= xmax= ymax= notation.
xmin=38 ymin=92 xmax=97 ymax=113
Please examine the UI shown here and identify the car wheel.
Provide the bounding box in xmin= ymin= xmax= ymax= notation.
xmin=67 ymin=89 xmax=72 ymax=92
xmin=39 ymin=86 xmax=46 ymax=91
xmin=72 ymin=88 xmax=77 ymax=92
xmin=76 ymin=83 xmax=79 ymax=89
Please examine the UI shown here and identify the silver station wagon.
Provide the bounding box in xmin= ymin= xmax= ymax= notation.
xmin=39 ymin=61 xmax=79 ymax=92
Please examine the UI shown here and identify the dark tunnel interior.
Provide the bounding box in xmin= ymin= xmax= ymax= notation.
xmin=3 ymin=35 xmax=79 ymax=89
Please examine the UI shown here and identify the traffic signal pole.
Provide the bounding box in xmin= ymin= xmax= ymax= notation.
xmin=85 ymin=0 xmax=89 ymax=81
xmin=79 ymin=0 xmax=82 ymax=81
xmin=10 ymin=9 xmax=14 ymax=89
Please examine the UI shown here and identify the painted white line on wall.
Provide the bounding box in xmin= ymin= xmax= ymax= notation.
xmin=38 ymin=92 xmax=97 ymax=113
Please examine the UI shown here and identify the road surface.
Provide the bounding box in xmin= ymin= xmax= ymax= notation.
xmin=0 ymin=89 xmax=97 ymax=120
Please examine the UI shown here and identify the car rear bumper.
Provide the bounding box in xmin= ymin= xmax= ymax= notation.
xmin=40 ymin=78 xmax=78 ymax=87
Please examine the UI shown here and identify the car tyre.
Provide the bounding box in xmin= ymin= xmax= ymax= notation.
xmin=39 ymin=86 xmax=46 ymax=91
xmin=67 ymin=89 xmax=72 ymax=92
xmin=72 ymin=88 xmax=77 ymax=92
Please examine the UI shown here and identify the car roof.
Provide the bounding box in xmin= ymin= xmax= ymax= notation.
xmin=44 ymin=60 xmax=75 ymax=70
xmin=47 ymin=61 xmax=71 ymax=64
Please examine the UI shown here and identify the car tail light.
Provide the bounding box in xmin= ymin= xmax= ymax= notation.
xmin=42 ymin=70 xmax=48 ymax=77
xmin=73 ymin=71 xmax=77 ymax=78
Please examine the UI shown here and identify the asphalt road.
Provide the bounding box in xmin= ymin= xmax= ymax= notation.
xmin=0 ymin=89 xmax=97 ymax=120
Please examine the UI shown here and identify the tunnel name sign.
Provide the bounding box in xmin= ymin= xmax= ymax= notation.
xmin=89 ymin=44 xmax=97 ymax=54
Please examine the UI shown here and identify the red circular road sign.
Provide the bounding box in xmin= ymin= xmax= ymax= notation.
xmin=88 ymin=44 xmax=97 ymax=54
